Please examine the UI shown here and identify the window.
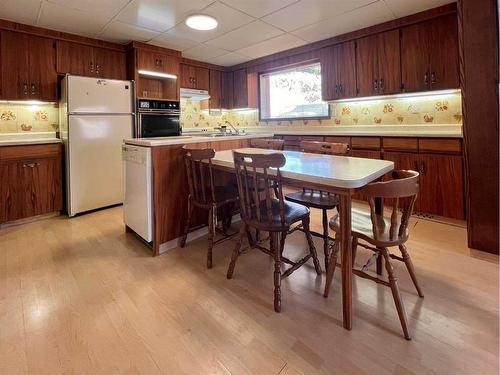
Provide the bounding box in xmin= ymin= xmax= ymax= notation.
xmin=259 ymin=62 xmax=329 ymax=120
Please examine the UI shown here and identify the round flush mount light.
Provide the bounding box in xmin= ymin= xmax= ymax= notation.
xmin=185 ymin=14 xmax=218 ymax=31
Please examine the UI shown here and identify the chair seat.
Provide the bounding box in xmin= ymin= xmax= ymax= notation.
xmin=285 ymin=190 xmax=339 ymax=209
xmin=247 ymin=199 xmax=310 ymax=231
xmin=329 ymin=208 xmax=409 ymax=246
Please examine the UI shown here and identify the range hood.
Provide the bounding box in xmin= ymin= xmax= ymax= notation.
xmin=180 ymin=88 xmax=210 ymax=101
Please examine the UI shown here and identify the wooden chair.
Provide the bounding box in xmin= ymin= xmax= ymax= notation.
xmin=227 ymin=150 xmax=322 ymax=312
xmin=249 ymin=138 xmax=285 ymax=150
xmin=324 ymin=170 xmax=423 ymax=340
xmin=180 ymin=146 xmax=239 ymax=269
xmin=285 ymin=141 xmax=350 ymax=271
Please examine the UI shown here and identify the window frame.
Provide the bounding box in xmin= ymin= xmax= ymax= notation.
xmin=258 ymin=60 xmax=331 ymax=122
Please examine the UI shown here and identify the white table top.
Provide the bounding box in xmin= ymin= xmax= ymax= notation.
xmin=212 ymin=148 xmax=394 ymax=189
xmin=123 ymin=133 xmax=274 ymax=147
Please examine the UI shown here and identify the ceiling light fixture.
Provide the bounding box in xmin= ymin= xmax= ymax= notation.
xmin=185 ymin=14 xmax=218 ymax=31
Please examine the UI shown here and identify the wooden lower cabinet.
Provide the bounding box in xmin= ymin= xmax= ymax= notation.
xmin=418 ymin=153 xmax=464 ymax=220
xmin=0 ymin=144 xmax=62 ymax=224
xmin=383 ymin=151 xmax=464 ymax=219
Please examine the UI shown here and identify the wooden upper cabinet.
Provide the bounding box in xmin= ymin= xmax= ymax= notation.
xmin=321 ymin=41 xmax=356 ymax=100
xmin=180 ymin=63 xmax=209 ymax=90
xmin=94 ymin=48 xmax=126 ymax=80
xmin=428 ymin=14 xmax=459 ymax=90
xmin=356 ymin=30 xmax=401 ymax=97
xmin=401 ymin=14 xmax=459 ymax=92
xmin=356 ymin=34 xmax=379 ymax=97
xmin=57 ymin=41 xmax=126 ymax=80
xmin=136 ymin=49 xmax=179 ymax=76
xmin=233 ymin=69 xmax=248 ymax=109
xmin=209 ymin=70 xmax=222 ymax=109
xmin=1 ymin=31 xmax=57 ymax=101
xmin=221 ymin=71 xmax=234 ymax=109
xmin=57 ymin=41 xmax=94 ymax=76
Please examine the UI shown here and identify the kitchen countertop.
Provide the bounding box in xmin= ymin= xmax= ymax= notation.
xmin=0 ymin=132 xmax=61 ymax=146
xmin=123 ymin=133 xmax=274 ymax=147
xmin=245 ymin=125 xmax=463 ymax=138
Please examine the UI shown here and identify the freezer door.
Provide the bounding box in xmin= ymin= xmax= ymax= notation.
xmin=68 ymin=115 xmax=133 ymax=216
xmin=68 ymin=76 xmax=133 ymax=114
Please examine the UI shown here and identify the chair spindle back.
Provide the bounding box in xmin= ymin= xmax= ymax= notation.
xmin=361 ymin=170 xmax=419 ymax=241
xmin=233 ymin=151 xmax=286 ymax=226
xmin=182 ymin=147 xmax=216 ymax=207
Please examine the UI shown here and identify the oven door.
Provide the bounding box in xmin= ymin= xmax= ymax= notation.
xmin=138 ymin=112 xmax=180 ymax=138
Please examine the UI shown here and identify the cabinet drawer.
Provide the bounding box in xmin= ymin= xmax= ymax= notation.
xmin=0 ymin=144 xmax=60 ymax=161
xmin=324 ymin=136 xmax=351 ymax=145
xmin=351 ymin=137 xmax=381 ymax=150
xmin=383 ymin=137 xmax=418 ymax=151
xmin=419 ymin=138 xmax=462 ymax=154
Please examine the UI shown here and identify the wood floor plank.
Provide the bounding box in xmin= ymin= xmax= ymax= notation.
xmin=0 ymin=205 xmax=498 ymax=374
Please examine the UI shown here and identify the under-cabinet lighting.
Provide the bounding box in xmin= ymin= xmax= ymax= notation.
xmin=138 ymin=70 xmax=177 ymax=80
xmin=331 ymin=89 xmax=461 ymax=104
xmin=0 ymin=100 xmax=56 ymax=105
xmin=230 ymin=108 xmax=258 ymax=113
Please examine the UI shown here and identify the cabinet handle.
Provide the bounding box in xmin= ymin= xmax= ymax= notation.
xmin=420 ymin=161 xmax=426 ymax=175
xmin=23 ymin=162 xmax=40 ymax=168
xmin=339 ymin=83 xmax=343 ymax=93
xmin=30 ymin=84 xmax=36 ymax=95
xmin=430 ymin=72 xmax=436 ymax=85
xmin=373 ymin=79 xmax=378 ymax=92
xmin=414 ymin=160 xmax=419 ymax=172
xmin=90 ymin=62 xmax=94 ymax=73
xmin=96 ymin=64 xmax=100 ymax=75
xmin=379 ymin=79 xmax=384 ymax=92
xmin=334 ymin=84 xmax=338 ymax=94
xmin=424 ymin=72 xmax=429 ymax=85
xmin=23 ymin=82 xmax=28 ymax=95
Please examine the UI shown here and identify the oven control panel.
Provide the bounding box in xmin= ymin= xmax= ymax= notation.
xmin=138 ymin=99 xmax=180 ymax=111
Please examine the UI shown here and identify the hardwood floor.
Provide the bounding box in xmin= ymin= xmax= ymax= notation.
xmin=0 ymin=205 xmax=498 ymax=374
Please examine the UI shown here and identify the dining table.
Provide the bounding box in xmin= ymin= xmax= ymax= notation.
xmin=209 ymin=147 xmax=394 ymax=330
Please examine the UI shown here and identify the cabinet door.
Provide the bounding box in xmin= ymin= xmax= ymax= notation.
xmin=56 ymin=40 xmax=94 ymax=76
xmin=337 ymin=41 xmax=356 ymax=98
xmin=0 ymin=158 xmax=60 ymax=222
xmin=194 ymin=67 xmax=209 ymax=90
xmin=377 ymin=30 xmax=401 ymax=95
xmin=221 ymin=71 xmax=234 ymax=109
xmin=28 ymin=35 xmax=57 ymax=101
xmin=356 ymin=34 xmax=379 ymax=97
xmin=233 ymin=69 xmax=248 ymax=109
xmin=136 ymin=49 xmax=160 ymax=71
xmin=429 ymin=14 xmax=459 ymax=90
xmin=180 ymin=63 xmax=195 ymax=88
xmin=320 ymin=46 xmax=336 ymax=100
xmin=209 ymin=70 xmax=221 ymax=109
xmin=401 ymin=22 xmax=431 ymax=92
xmin=95 ymin=48 xmax=126 ymax=80
xmin=383 ymin=151 xmax=421 ymax=211
xmin=418 ymin=153 xmax=464 ymax=219
xmin=1 ymin=31 xmax=29 ymax=99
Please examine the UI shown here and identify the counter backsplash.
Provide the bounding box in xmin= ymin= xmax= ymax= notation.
xmin=0 ymin=92 xmax=463 ymax=134
xmin=180 ymin=91 xmax=463 ymax=130
xmin=0 ymin=102 xmax=58 ymax=133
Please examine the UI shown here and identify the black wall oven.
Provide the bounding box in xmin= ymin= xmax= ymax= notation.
xmin=137 ymin=99 xmax=180 ymax=138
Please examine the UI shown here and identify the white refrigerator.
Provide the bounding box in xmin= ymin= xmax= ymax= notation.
xmin=60 ymin=75 xmax=135 ymax=217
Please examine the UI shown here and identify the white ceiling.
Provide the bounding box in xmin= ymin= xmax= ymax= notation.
xmin=0 ymin=0 xmax=454 ymax=66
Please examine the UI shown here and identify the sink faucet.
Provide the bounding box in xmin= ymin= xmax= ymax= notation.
xmin=225 ymin=121 xmax=240 ymax=135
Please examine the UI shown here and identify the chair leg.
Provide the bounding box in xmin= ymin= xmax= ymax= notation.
xmin=399 ymin=244 xmax=424 ymax=298
xmin=323 ymin=238 xmax=340 ymax=297
xmin=271 ymin=232 xmax=282 ymax=312
xmin=351 ymin=237 xmax=358 ymax=265
xmin=227 ymin=223 xmax=247 ymax=279
xmin=381 ymin=247 xmax=411 ymax=340
xmin=302 ymin=216 xmax=322 ymax=275
xmin=207 ymin=205 xmax=217 ymax=269
xmin=322 ymin=208 xmax=330 ymax=271
xmin=180 ymin=196 xmax=193 ymax=248
xmin=376 ymin=252 xmax=383 ymax=275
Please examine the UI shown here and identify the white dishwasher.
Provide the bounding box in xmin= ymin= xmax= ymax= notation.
xmin=122 ymin=144 xmax=152 ymax=242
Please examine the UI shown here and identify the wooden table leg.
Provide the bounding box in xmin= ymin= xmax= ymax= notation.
xmin=375 ymin=196 xmax=384 ymax=275
xmin=339 ymin=192 xmax=352 ymax=330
